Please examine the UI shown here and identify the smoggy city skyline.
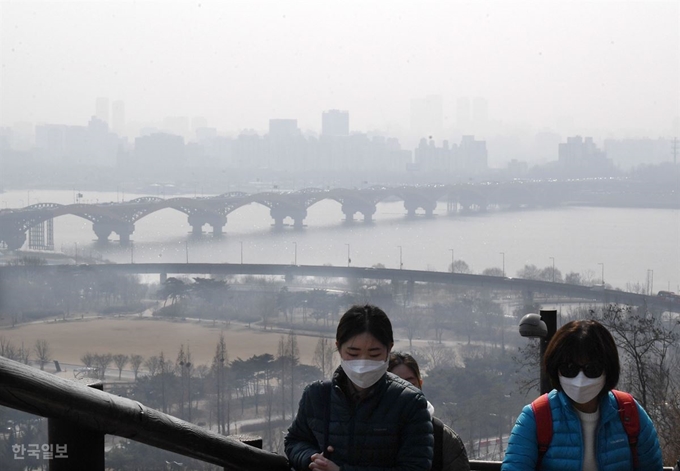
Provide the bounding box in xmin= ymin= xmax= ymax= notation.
xmin=1 ymin=1 xmax=679 ymax=140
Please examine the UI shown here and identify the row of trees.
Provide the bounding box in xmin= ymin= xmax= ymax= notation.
xmin=0 ymin=336 xmax=53 ymax=370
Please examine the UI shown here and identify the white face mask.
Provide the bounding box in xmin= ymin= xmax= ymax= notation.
xmin=341 ymin=358 xmax=388 ymax=389
xmin=559 ymin=371 xmax=606 ymax=405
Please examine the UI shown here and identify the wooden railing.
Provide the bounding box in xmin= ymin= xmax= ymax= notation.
xmin=1 ymin=356 xmax=671 ymax=471
xmin=0 ymin=355 xmax=289 ymax=471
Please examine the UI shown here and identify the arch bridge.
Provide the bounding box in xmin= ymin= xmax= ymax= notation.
xmin=0 ymin=180 xmax=606 ymax=249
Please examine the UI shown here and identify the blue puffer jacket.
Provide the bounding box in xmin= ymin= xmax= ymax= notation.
xmin=502 ymin=389 xmax=663 ymax=471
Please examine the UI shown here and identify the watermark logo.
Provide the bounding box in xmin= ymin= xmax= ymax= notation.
xmin=12 ymin=444 xmax=68 ymax=460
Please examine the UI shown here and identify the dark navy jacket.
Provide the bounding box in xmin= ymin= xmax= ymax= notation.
xmin=285 ymin=367 xmax=434 ymax=471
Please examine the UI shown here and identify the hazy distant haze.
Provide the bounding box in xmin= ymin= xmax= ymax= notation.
xmin=1 ymin=0 xmax=678 ymax=138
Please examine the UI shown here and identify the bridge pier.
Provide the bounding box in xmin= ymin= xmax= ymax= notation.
xmin=93 ymin=222 xmax=135 ymax=245
xmin=115 ymin=223 xmax=135 ymax=246
xmin=187 ymin=214 xmax=227 ymax=236
xmin=270 ymin=207 xmax=306 ymax=229
xmin=93 ymin=224 xmax=112 ymax=242
xmin=0 ymin=230 xmax=27 ymax=251
xmin=403 ymin=196 xmax=437 ymax=217
xmin=341 ymin=204 xmax=376 ymax=223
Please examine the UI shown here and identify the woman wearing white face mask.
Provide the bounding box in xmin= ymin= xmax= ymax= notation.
xmin=285 ymin=304 xmax=434 ymax=471
xmin=502 ymin=319 xmax=663 ymax=471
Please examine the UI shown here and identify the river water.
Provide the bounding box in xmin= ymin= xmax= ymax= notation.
xmin=2 ymin=189 xmax=679 ymax=292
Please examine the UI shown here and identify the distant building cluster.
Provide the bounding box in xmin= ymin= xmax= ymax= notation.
xmin=558 ymin=136 xmax=612 ymax=174
xmin=0 ymin=95 xmax=677 ymax=187
xmin=413 ymin=136 xmax=488 ymax=175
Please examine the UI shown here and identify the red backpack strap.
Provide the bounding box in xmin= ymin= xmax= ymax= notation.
xmin=531 ymin=393 xmax=553 ymax=470
xmin=612 ymin=390 xmax=640 ymax=468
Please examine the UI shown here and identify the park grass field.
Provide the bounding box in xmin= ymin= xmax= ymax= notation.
xmin=1 ymin=316 xmax=327 ymax=369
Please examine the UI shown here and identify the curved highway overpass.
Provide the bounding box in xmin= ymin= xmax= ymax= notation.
xmin=1 ymin=263 xmax=676 ymax=311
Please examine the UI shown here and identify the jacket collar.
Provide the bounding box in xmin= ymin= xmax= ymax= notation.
xmin=554 ymin=389 xmax=620 ymax=422
xmin=333 ymin=365 xmax=389 ymax=403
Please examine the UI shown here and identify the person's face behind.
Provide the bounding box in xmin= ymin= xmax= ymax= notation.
xmin=390 ymin=364 xmax=422 ymax=389
xmin=336 ymin=332 xmax=391 ymax=362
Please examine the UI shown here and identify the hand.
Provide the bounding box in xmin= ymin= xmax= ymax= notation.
xmin=309 ymin=446 xmax=339 ymax=471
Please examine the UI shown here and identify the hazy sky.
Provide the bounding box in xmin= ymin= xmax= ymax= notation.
xmin=1 ymin=0 xmax=678 ymax=137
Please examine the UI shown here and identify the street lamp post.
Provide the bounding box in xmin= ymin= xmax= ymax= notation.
xmin=345 ymin=244 xmax=351 ymax=267
xmin=185 ymin=241 xmax=189 ymax=264
xmin=450 ymin=248 xmax=454 ymax=273
xmin=293 ymin=241 xmax=298 ymax=265
xmin=519 ymin=309 xmax=557 ymax=394
xmin=398 ymin=246 xmax=403 ymax=270
xmin=500 ymin=252 xmax=505 ymax=277
xmin=549 ymin=257 xmax=555 ymax=282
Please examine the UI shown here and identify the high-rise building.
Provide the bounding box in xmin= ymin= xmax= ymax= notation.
xmin=456 ymin=97 xmax=471 ymax=130
xmin=410 ymin=95 xmax=443 ymax=139
xmin=472 ymin=97 xmax=488 ymax=126
xmin=268 ymin=119 xmax=299 ymax=138
xmin=322 ymin=110 xmax=349 ymax=136
xmin=162 ymin=116 xmax=190 ymax=139
xmin=95 ymin=97 xmax=109 ymax=124
xmin=558 ymin=136 xmax=609 ymax=171
xmin=458 ymin=135 xmax=488 ymax=173
xmin=192 ymin=117 xmax=208 ymax=134
xmin=111 ymin=100 xmax=125 ymax=136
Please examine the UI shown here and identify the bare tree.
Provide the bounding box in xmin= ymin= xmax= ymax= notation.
xmin=0 ymin=336 xmax=19 ymax=361
xmin=112 ymin=353 xmax=129 ymax=380
xmin=597 ymin=305 xmax=678 ymax=409
xmin=129 ymin=354 xmax=144 ymax=380
xmin=81 ymin=352 xmax=95 ymax=368
xmin=287 ymin=331 xmax=300 ymax=415
xmin=212 ymin=333 xmax=230 ymax=435
xmin=94 ymin=353 xmax=113 ymax=380
xmin=34 ymin=339 xmax=51 ymax=370
xmin=312 ymin=337 xmax=336 ymax=378
xmin=596 ymin=304 xmax=680 ymax=462
xmin=144 ymin=355 xmax=160 ymax=376
xmin=418 ymin=341 xmax=455 ymax=370
xmin=17 ymin=342 xmax=31 ymax=364
xmin=511 ymin=339 xmax=541 ymax=396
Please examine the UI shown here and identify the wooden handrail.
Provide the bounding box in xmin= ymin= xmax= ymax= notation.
xmin=0 ymin=356 xmax=289 ymax=471
xmin=2 ymin=356 xmax=673 ymax=471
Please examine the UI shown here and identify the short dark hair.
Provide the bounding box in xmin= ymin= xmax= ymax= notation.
xmin=336 ymin=304 xmax=394 ymax=349
xmin=388 ymin=352 xmax=422 ymax=382
xmin=544 ymin=319 xmax=620 ymax=394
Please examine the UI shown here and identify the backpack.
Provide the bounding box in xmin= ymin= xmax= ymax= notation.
xmin=531 ymin=390 xmax=640 ymax=470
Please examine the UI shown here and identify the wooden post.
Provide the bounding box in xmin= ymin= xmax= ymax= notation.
xmin=48 ymin=379 xmax=105 ymax=471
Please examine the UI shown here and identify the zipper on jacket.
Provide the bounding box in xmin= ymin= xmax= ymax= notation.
xmin=348 ymin=401 xmax=356 ymax=463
